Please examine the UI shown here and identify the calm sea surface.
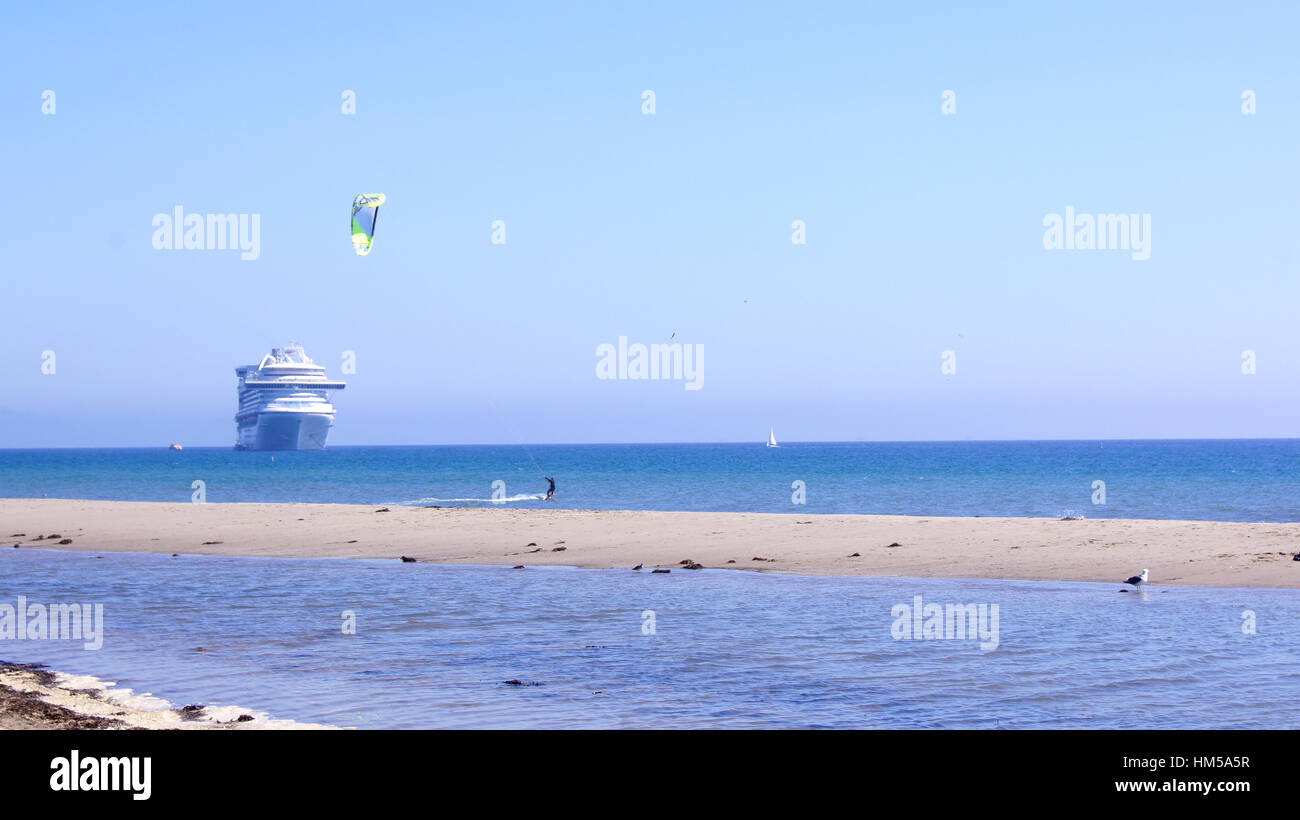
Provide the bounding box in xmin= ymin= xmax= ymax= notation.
xmin=3 ymin=439 xmax=1300 ymax=521
xmin=2 ymin=549 xmax=1297 ymax=729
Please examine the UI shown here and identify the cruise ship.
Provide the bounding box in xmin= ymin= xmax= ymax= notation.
xmin=234 ymin=345 xmax=346 ymax=450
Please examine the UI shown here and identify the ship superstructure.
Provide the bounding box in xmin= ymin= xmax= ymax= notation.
xmin=234 ymin=345 xmax=345 ymax=450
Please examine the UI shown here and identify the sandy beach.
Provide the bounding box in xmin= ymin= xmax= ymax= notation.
xmin=3 ymin=498 xmax=1298 ymax=588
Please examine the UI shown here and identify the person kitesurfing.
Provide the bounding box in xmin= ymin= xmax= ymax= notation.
xmin=544 ymin=475 xmax=556 ymax=501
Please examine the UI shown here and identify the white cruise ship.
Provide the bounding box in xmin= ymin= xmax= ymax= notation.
xmin=234 ymin=345 xmax=346 ymax=450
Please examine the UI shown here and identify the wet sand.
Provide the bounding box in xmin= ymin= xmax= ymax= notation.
xmin=4 ymin=498 xmax=1299 ymax=587
xmin=0 ymin=662 xmax=283 ymax=730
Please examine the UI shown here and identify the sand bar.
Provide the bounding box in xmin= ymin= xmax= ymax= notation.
xmin=3 ymin=498 xmax=1299 ymax=588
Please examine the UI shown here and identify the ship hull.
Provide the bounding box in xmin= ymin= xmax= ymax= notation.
xmin=237 ymin=412 xmax=334 ymax=451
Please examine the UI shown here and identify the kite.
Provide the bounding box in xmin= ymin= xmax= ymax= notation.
xmin=351 ymin=193 xmax=386 ymax=256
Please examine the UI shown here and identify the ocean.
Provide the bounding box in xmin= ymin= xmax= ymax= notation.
xmin=3 ymin=549 xmax=1297 ymax=729
xmin=4 ymin=440 xmax=1298 ymax=729
xmin=3 ymin=439 xmax=1300 ymax=521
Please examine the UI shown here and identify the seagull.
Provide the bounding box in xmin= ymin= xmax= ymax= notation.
xmin=1123 ymin=568 xmax=1149 ymax=587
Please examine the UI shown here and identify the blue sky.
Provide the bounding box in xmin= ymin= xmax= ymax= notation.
xmin=3 ymin=1 xmax=1298 ymax=446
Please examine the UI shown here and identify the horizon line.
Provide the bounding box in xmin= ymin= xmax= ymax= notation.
xmin=3 ymin=436 xmax=1299 ymax=451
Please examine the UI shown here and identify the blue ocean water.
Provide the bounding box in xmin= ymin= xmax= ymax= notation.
xmin=2 ymin=549 xmax=1297 ymax=729
xmin=3 ymin=440 xmax=1300 ymax=521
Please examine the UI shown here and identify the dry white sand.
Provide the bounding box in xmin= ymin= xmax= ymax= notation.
xmin=4 ymin=498 xmax=1299 ymax=587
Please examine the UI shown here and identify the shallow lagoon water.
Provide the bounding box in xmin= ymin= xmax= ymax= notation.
xmin=2 ymin=549 xmax=1297 ymax=729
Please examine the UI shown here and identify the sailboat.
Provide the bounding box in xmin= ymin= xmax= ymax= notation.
xmin=766 ymin=427 xmax=779 ymax=448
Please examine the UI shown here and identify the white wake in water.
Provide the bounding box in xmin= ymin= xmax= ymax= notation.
xmin=404 ymin=494 xmax=544 ymax=505
xmin=42 ymin=671 xmax=336 ymax=730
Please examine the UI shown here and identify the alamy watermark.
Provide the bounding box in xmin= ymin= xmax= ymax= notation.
xmin=152 ymin=207 xmax=260 ymax=261
xmin=50 ymin=751 xmax=150 ymax=801
xmin=1092 ymin=479 xmax=1106 ymax=505
xmin=596 ymin=337 xmax=703 ymax=390
xmin=0 ymin=597 xmax=104 ymax=650
xmin=1042 ymin=206 xmax=1150 ymax=261
xmin=891 ymin=594 xmax=999 ymax=651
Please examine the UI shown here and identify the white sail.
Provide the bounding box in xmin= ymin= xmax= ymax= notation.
xmin=766 ymin=427 xmax=778 ymax=447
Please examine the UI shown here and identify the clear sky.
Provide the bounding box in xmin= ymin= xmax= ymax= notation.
xmin=3 ymin=1 xmax=1298 ymax=446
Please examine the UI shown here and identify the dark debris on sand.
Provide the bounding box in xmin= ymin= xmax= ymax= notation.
xmin=179 ymin=704 xmax=206 ymax=720
xmin=0 ymin=662 xmax=127 ymax=730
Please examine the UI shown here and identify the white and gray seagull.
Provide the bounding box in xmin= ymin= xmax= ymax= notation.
xmin=1123 ymin=568 xmax=1149 ymax=587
